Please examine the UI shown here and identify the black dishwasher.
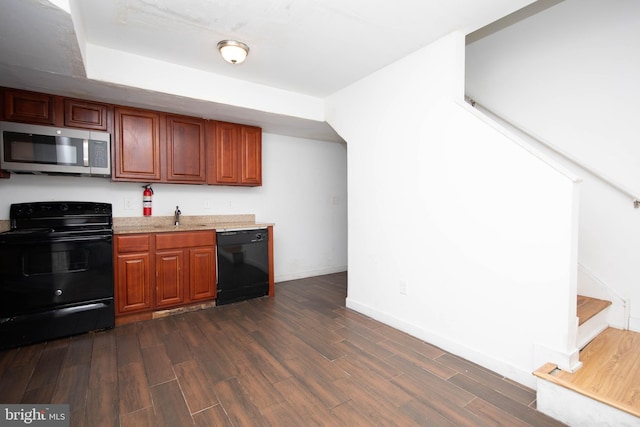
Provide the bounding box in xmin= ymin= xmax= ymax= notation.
xmin=216 ymin=229 xmax=269 ymax=305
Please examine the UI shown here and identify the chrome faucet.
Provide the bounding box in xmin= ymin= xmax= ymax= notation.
xmin=174 ymin=205 xmax=181 ymax=226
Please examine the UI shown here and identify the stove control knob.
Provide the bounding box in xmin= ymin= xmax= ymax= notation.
xmin=55 ymin=289 xmax=63 ymax=296
xmin=60 ymin=204 xmax=69 ymax=212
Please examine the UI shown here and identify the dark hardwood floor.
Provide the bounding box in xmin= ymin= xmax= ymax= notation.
xmin=0 ymin=272 xmax=566 ymax=426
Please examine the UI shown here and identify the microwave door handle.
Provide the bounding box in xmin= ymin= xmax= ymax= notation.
xmin=83 ymin=139 xmax=89 ymax=166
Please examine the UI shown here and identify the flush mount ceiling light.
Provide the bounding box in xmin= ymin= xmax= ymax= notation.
xmin=217 ymin=40 xmax=250 ymax=64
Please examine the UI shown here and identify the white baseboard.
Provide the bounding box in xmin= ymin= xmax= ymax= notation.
xmin=345 ymin=297 xmax=537 ymax=389
xmin=275 ymin=265 xmax=347 ymax=283
xmin=533 ymin=343 xmax=581 ymax=374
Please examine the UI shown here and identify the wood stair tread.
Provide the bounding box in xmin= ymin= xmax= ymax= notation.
xmin=534 ymin=327 xmax=640 ymax=418
xmin=577 ymin=295 xmax=612 ymax=326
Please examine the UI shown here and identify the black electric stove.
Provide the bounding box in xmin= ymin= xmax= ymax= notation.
xmin=0 ymin=201 xmax=115 ymax=349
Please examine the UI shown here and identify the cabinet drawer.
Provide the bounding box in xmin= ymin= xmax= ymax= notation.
xmin=116 ymin=234 xmax=151 ymax=253
xmin=156 ymin=231 xmax=215 ymax=250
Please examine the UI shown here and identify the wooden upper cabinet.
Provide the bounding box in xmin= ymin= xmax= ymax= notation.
xmin=114 ymin=107 xmax=161 ymax=181
xmin=64 ymin=99 xmax=110 ymax=131
xmin=210 ymin=121 xmax=262 ymax=186
xmin=3 ymin=88 xmax=59 ymax=125
xmin=1 ymin=87 xmax=262 ymax=186
xmin=1 ymin=89 xmax=112 ymax=131
xmin=166 ymin=115 xmax=206 ymax=183
xmin=240 ymin=125 xmax=262 ymax=186
xmin=213 ymin=121 xmax=240 ymax=184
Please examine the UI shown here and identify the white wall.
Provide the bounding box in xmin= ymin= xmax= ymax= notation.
xmin=327 ymin=32 xmax=580 ymax=388
xmin=0 ymin=132 xmax=348 ymax=282
xmin=466 ymin=0 xmax=640 ymax=330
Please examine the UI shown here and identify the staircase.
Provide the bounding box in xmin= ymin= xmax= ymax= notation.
xmin=534 ymin=296 xmax=640 ymax=426
xmin=576 ymin=295 xmax=612 ymax=349
xmin=465 ymin=99 xmax=640 ymax=425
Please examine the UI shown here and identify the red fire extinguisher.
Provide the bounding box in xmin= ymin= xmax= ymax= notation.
xmin=142 ymin=184 xmax=153 ymax=216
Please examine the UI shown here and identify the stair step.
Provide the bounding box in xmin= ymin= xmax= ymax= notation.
xmin=534 ymin=327 xmax=640 ymax=423
xmin=577 ymin=295 xmax=612 ymax=326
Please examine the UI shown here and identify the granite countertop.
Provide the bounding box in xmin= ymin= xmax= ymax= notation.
xmin=112 ymin=214 xmax=273 ymax=234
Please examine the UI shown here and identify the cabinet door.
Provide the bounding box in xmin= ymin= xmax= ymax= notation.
xmin=3 ymin=89 xmax=58 ymax=125
xmin=114 ymin=107 xmax=161 ymax=181
xmin=189 ymin=247 xmax=216 ymax=301
xmin=240 ymin=126 xmax=262 ymax=186
xmin=116 ymin=253 xmax=151 ymax=314
xmin=64 ymin=99 xmax=109 ymax=131
xmin=166 ymin=115 xmax=206 ymax=183
xmin=156 ymin=250 xmax=185 ymax=308
xmin=214 ymin=121 xmax=240 ymax=184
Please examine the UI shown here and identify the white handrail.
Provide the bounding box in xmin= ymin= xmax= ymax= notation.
xmin=467 ymin=98 xmax=640 ymax=209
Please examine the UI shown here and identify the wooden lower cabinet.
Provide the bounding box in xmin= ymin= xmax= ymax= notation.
xmin=114 ymin=231 xmax=216 ymax=317
xmin=115 ymin=234 xmax=152 ymax=314
xmin=116 ymin=253 xmax=152 ymax=313
xmin=189 ymin=247 xmax=216 ymax=300
xmin=155 ymin=250 xmax=185 ymax=308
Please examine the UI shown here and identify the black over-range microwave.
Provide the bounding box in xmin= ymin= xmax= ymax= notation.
xmin=0 ymin=121 xmax=111 ymax=177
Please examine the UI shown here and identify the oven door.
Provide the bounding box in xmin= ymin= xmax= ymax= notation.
xmin=0 ymin=232 xmax=114 ymax=316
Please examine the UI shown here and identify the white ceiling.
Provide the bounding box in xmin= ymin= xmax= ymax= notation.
xmin=0 ymin=0 xmax=539 ymax=141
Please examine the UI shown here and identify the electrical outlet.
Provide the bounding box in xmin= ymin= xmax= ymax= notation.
xmin=399 ymin=280 xmax=408 ymax=295
xmin=204 ymin=200 xmax=212 ymax=210
xmin=124 ymin=198 xmax=133 ymax=210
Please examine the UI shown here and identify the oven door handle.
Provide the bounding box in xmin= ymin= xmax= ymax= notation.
xmin=49 ymin=234 xmax=113 ymax=243
xmin=1 ymin=234 xmax=113 ymax=245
